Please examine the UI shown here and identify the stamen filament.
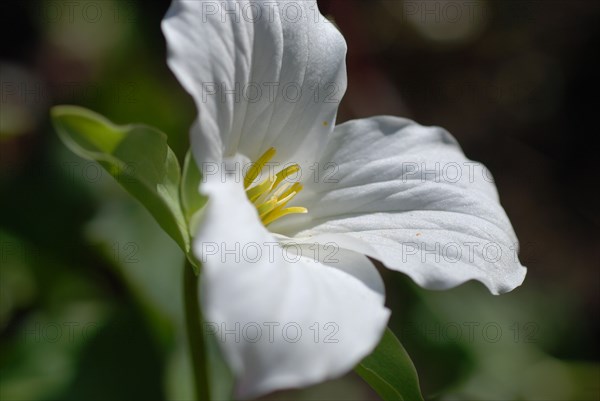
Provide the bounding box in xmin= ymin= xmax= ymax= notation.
xmin=280 ymin=183 xmax=303 ymax=199
xmin=272 ymin=182 xmax=292 ymax=199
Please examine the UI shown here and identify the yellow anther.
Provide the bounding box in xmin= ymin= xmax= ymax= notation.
xmin=244 ymin=147 xmax=276 ymax=189
xmin=263 ymin=207 xmax=308 ymax=226
xmin=246 ymin=176 xmax=276 ymax=202
xmin=243 ymin=147 xmax=307 ymax=226
xmin=274 ymin=191 xmax=297 ymax=209
xmin=257 ymin=198 xmax=278 ymax=217
xmin=273 ymin=164 xmax=300 ymax=188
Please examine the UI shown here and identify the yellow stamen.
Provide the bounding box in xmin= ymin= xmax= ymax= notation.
xmin=246 ymin=176 xmax=276 ymax=202
xmin=272 ymin=182 xmax=292 ymax=199
xmin=274 ymin=191 xmax=297 ymax=209
xmin=280 ymin=183 xmax=303 ymax=199
xmin=273 ymin=164 xmax=300 ymax=188
xmin=257 ymin=198 xmax=278 ymax=217
xmin=244 ymin=147 xmax=276 ymax=189
xmin=243 ymin=147 xmax=307 ymax=226
xmin=262 ymin=207 xmax=308 ymax=226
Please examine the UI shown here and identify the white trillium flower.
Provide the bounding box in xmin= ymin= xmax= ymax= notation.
xmin=162 ymin=0 xmax=527 ymax=398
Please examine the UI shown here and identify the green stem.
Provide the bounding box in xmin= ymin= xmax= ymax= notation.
xmin=184 ymin=260 xmax=211 ymax=401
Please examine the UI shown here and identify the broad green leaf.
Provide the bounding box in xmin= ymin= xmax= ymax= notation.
xmin=356 ymin=328 xmax=424 ymax=401
xmin=51 ymin=105 xmax=190 ymax=256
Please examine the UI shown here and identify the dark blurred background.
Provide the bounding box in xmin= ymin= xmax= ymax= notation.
xmin=1 ymin=1 xmax=599 ymax=400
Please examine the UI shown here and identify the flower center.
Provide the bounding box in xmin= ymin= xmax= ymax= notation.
xmin=243 ymin=147 xmax=307 ymax=226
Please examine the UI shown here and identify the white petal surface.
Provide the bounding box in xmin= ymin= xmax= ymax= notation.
xmin=162 ymin=0 xmax=347 ymax=168
xmin=275 ymin=235 xmax=386 ymax=298
xmin=193 ymin=178 xmax=389 ymax=399
xmin=272 ymin=116 xmax=527 ymax=295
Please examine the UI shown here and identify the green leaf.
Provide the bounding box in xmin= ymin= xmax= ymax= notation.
xmin=51 ymin=105 xmax=190 ymax=256
xmin=180 ymin=151 xmax=207 ymax=235
xmin=355 ymin=328 xmax=424 ymax=401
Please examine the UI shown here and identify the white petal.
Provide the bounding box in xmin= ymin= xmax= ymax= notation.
xmin=276 ymin=235 xmax=386 ymax=298
xmin=193 ymin=179 xmax=389 ymax=399
xmin=271 ymin=116 xmax=527 ymax=295
xmin=162 ymin=0 xmax=347 ymax=168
